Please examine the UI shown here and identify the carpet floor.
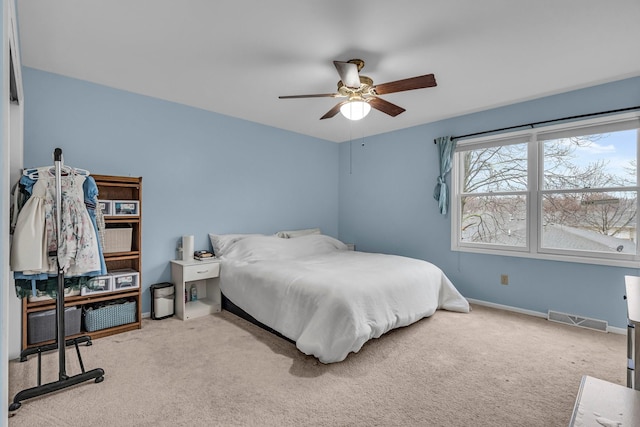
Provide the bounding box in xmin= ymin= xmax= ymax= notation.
xmin=8 ymin=304 xmax=626 ymax=426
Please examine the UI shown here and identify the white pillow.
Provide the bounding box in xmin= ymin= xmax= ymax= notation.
xmin=275 ymin=227 xmax=321 ymax=239
xmin=223 ymin=234 xmax=346 ymax=261
xmin=208 ymin=233 xmax=264 ymax=256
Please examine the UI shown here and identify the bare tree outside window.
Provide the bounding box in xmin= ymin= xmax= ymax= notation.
xmin=458 ymin=128 xmax=638 ymax=256
xmin=541 ymin=133 xmax=637 ymax=253
xmin=460 ymin=143 xmax=527 ymax=245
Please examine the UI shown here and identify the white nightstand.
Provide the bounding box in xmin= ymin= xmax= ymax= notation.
xmin=170 ymin=258 xmax=221 ymax=320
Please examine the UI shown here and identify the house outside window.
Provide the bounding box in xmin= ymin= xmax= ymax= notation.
xmin=451 ymin=113 xmax=640 ymax=267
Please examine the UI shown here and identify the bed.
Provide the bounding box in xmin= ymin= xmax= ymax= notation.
xmin=210 ymin=233 xmax=470 ymax=363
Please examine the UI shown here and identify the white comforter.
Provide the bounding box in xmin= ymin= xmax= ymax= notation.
xmin=216 ymin=234 xmax=469 ymax=363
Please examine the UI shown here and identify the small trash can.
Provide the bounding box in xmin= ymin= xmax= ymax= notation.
xmin=150 ymin=282 xmax=175 ymax=320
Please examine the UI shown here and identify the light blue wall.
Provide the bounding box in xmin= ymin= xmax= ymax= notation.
xmin=339 ymin=76 xmax=640 ymax=329
xmin=22 ymin=67 xmax=339 ymax=313
xmin=21 ymin=65 xmax=640 ymax=329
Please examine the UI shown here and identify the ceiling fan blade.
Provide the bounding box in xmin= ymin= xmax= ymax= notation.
xmin=320 ymin=101 xmax=348 ymax=120
xmin=333 ymin=61 xmax=361 ymax=89
xmin=373 ymin=74 xmax=437 ymax=95
xmin=368 ymin=97 xmax=406 ymax=117
xmin=279 ymin=93 xmax=340 ymax=99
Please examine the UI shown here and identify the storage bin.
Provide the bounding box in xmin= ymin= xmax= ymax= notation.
xmin=110 ymin=269 xmax=140 ymax=291
xmin=28 ymin=306 xmax=82 ymax=345
xmin=113 ymin=200 xmax=139 ymax=216
xmin=81 ymin=275 xmax=113 ymax=296
xmin=98 ymin=199 xmax=113 ymax=216
xmin=83 ymin=299 xmax=137 ymax=332
xmin=28 ymin=286 xmax=81 ymax=302
xmin=103 ymin=226 xmax=133 ymax=253
xmin=150 ymin=282 xmax=175 ymax=319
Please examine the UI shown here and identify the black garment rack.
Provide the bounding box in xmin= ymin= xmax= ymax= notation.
xmin=9 ymin=148 xmax=104 ymax=411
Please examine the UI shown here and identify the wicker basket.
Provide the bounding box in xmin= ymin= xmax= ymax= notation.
xmin=83 ymin=299 xmax=136 ymax=332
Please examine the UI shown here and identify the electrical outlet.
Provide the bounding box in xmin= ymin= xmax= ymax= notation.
xmin=500 ymin=274 xmax=509 ymax=285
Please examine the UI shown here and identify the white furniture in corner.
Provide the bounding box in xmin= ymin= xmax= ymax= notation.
xmin=625 ymin=275 xmax=640 ymax=390
xmin=170 ymin=258 xmax=221 ymax=320
xmin=569 ymin=375 xmax=640 ymax=426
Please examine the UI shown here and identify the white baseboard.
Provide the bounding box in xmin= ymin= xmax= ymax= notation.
xmin=466 ymin=298 xmax=626 ymax=335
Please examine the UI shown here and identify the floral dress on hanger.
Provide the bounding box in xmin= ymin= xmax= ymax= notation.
xmin=12 ymin=168 xmax=101 ymax=278
xmin=44 ymin=171 xmax=102 ymax=276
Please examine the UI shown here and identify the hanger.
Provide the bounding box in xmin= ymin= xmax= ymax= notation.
xmin=57 ymin=165 xmax=90 ymax=177
xmin=22 ymin=166 xmax=90 ymax=180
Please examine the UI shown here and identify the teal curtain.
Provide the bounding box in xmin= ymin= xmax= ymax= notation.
xmin=433 ymin=136 xmax=457 ymax=215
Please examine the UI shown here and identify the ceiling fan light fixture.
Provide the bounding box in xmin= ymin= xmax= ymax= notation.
xmin=279 ymin=59 xmax=437 ymax=121
xmin=340 ymin=100 xmax=371 ymax=121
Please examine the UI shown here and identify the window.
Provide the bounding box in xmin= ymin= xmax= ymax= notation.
xmin=452 ymin=113 xmax=640 ymax=267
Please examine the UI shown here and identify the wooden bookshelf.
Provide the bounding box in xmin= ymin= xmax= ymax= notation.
xmin=21 ymin=174 xmax=143 ymax=351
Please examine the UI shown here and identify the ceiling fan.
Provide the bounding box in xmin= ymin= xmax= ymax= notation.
xmin=279 ymin=59 xmax=437 ymax=121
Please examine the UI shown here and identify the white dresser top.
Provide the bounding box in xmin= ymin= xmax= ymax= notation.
xmin=625 ymin=275 xmax=640 ymax=323
xmin=569 ymin=376 xmax=640 ymax=426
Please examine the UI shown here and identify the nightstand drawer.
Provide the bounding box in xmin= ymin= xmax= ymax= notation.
xmin=183 ymin=262 xmax=220 ymax=282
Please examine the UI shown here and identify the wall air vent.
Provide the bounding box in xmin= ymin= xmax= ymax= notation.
xmin=547 ymin=310 xmax=608 ymax=333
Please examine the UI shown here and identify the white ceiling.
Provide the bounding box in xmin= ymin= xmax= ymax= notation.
xmin=16 ymin=0 xmax=640 ymax=143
